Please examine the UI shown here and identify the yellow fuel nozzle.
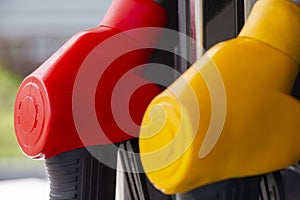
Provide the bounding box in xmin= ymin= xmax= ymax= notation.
xmin=139 ymin=0 xmax=300 ymax=194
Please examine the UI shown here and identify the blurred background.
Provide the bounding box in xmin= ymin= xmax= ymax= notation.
xmin=0 ymin=0 xmax=111 ymax=199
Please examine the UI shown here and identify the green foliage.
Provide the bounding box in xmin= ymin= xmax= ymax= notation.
xmin=0 ymin=65 xmax=23 ymax=157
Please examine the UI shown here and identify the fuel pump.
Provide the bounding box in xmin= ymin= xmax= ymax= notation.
xmin=13 ymin=0 xmax=300 ymax=199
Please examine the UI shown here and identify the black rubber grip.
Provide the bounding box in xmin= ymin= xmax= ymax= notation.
xmin=45 ymin=145 xmax=118 ymax=200
xmin=176 ymin=176 xmax=262 ymax=200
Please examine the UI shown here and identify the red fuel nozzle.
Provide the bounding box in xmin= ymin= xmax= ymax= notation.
xmin=14 ymin=0 xmax=167 ymax=159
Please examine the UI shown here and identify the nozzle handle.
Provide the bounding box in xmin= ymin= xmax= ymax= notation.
xmin=45 ymin=145 xmax=118 ymax=200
